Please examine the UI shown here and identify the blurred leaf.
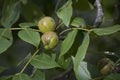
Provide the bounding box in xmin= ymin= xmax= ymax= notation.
xmin=0 ymin=66 xmax=7 ymax=73
xmin=104 ymin=73 xmax=120 ymax=80
xmin=101 ymin=0 xmax=118 ymax=18
xmin=20 ymin=0 xmax=28 ymax=4
xmin=1 ymin=0 xmax=20 ymax=27
xmin=30 ymin=53 xmax=60 ymax=69
xmin=0 ymin=28 xmax=13 ymax=54
xmin=18 ymin=28 xmax=40 ymax=48
xmin=73 ymin=32 xmax=90 ymax=80
xmin=21 ymin=1 xmax=44 ymax=22
xmin=32 ymin=70 xmax=45 ymax=80
xmin=19 ymin=22 xmax=37 ymax=28
xmin=71 ymin=17 xmax=86 ymax=27
xmin=12 ymin=73 xmax=31 ymax=80
xmin=73 ymin=0 xmax=94 ymax=11
xmin=59 ymin=30 xmax=78 ymax=58
xmin=0 ymin=75 xmax=13 ymax=80
xmin=57 ymin=0 xmax=72 ymax=27
xmin=92 ymin=25 xmax=120 ymax=36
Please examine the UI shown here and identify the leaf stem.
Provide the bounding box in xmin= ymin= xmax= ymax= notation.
xmin=10 ymin=28 xmax=24 ymax=30
xmin=56 ymin=21 xmax=63 ymax=30
xmin=20 ymin=49 xmax=39 ymax=73
xmin=59 ymin=27 xmax=92 ymax=35
xmin=91 ymin=76 xmax=105 ymax=80
xmin=9 ymin=27 xmax=41 ymax=33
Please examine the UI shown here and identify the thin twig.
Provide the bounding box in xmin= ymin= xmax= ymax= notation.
xmin=20 ymin=49 xmax=39 ymax=73
xmin=94 ymin=0 xmax=104 ymax=27
xmin=56 ymin=22 xmax=63 ymax=30
xmin=91 ymin=76 xmax=105 ymax=80
xmin=59 ymin=27 xmax=92 ymax=36
xmin=9 ymin=27 xmax=41 ymax=33
xmin=59 ymin=28 xmax=72 ymax=36
xmin=10 ymin=28 xmax=23 ymax=30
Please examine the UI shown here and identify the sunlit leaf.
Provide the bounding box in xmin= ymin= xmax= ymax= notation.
xmin=76 ymin=61 xmax=91 ymax=80
xmin=1 ymin=0 xmax=20 ymax=27
xmin=30 ymin=53 xmax=60 ymax=69
xmin=18 ymin=28 xmax=40 ymax=48
xmin=71 ymin=17 xmax=86 ymax=27
xmin=57 ymin=0 xmax=72 ymax=27
xmin=12 ymin=73 xmax=31 ymax=80
xmin=0 ymin=28 xmax=13 ymax=54
xmin=92 ymin=25 xmax=120 ymax=36
xmin=59 ymin=30 xmax=78 ymax=58
xmin=73 ymin=32 xmax=90 ymax=80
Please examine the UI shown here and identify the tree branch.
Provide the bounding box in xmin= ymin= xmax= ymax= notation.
xmin=93 ymin=0 xmax=104 ymax=27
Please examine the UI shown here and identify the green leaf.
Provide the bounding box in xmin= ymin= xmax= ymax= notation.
xmin=104 ymin=73 xmax=120 ymax=80
xmin=19 ymin=22 xmax=37 ymax=28
xmin=18 ymin=28 xmax=40 ymax=48
xmin=21 ymin=1 xmax=44 ymax=22
xmin=73 ymin=32 xmax=90 ymax=80
xmin=30 ymin=53 xmax=59 ymax=69
xmin=71 ymin=17 xmax=86 ymax=27
xmin=58 ymin=57 xmax=72 ymax=69
xmin=92 ymin=25 xmax=120 ymax=36
xmin=0 ymin=28 xmax=13 ymax=54
xmin=12 ymin=73 xmax=31 ymax=80
xmin=75 ymin=61 xmax=91 ymax=80
xmin=32 ymin=70 xmax=45 ymax=80
xmin=1 ymin=0 xmax=20 ymax=27
xmin=59 ymin=30 xmax=78 ymax=58
xmin=57 ymin=0 xmax=73 ymax=27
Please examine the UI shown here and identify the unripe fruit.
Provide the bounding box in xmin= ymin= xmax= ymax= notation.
xmin=100 ymin=63 xmax=114 ymax=75
xmin=38 ymin=17 xmax=55 ymax=33
xmin=98 ymin=58 xmax=115 ymax=75
xmin=41 ymin=31 xmax=58 ymax=50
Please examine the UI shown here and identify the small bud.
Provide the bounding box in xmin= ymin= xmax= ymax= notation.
xmin=41 ymin=31 xmax=58 ymax=50
xmin=98 ymin=58 xmax=115 ymax=75
xmin=38 ymin=17 xmax=55 ymax=33
xmin=100 ymin=63 xmax=114 ymax=75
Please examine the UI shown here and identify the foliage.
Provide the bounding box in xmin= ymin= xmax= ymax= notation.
xmin=0 ymin=0 xmax=120 ymax=80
